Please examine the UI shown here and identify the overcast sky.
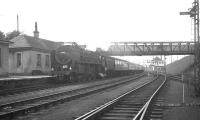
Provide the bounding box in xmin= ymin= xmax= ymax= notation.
xmin=0 ymin=0 xmax=194 ymax=64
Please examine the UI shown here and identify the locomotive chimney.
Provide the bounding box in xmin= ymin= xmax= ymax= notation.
xmin=33 ymin=22 xmax=39 ymax=38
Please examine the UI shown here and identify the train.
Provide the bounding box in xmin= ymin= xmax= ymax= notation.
xmin=51 ymin=42 xmax=144 ymax=81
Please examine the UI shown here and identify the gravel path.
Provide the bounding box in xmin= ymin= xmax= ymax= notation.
xmin=14 ymin=75 xmax=153 ymax=120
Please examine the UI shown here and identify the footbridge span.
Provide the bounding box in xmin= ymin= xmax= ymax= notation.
xmin=97 ymin=41 xmax=195 ymax=56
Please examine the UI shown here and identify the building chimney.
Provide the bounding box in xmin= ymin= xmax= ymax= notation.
xmin=33 ymin=22 xmax=39 ymax=38
xmin=17 ymin=14 xmax=19 ymax=32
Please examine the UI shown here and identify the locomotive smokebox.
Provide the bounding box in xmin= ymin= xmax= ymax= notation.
xmin=55 ymin=45 xmax=80 ymax=65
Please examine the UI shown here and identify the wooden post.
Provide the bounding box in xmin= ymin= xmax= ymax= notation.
xmin=182 ymin=73 xmax=185 ymax=103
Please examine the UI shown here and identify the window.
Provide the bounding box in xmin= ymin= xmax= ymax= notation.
xmin=45 ymin=55 xmax=50 ymax=67
xmin=37 ymin=54 xmax=41 ymax=67
xmin=17 ymin=53 xmax=21 ymax=67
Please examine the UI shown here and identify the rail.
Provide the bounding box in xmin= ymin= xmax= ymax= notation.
xmin=133 ymin=75 xmax=166 ymax=120
xmin=75 ymin=76 xmax=159 ymax=120
xmin=0 ymin=73 xmax=145 ymax=119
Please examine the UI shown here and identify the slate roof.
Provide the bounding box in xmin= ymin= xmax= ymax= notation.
xmin=152 ymin=57 xmax=162 ymax=61
xmin=0 ymin=39 xmax=12 ymax=46
xmin=9 ymin=35 xmax=62 ymax=51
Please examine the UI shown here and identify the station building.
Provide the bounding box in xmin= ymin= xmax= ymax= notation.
xmin=9 ymin=22 xmax=61 ymax=75
xmin=0 ymin=40 xmax=11 ymax=76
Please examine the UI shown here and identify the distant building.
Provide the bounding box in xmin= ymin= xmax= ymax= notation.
xmin=0 ymin=40 xmax=11 ymax=76
xmin=148 ymin=57 xmax=165 ymax=72
xmin=9 ymin=22 xmax=61 ymax=75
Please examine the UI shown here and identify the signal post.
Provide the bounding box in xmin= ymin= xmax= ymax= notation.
xmin=180 ymin=0 xmax=200 ymax=95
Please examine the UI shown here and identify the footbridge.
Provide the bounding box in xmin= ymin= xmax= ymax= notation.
xmin=97 ymin=41 xmax=195 ymax=56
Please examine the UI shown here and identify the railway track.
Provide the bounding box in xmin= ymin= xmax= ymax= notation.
xmin=0 ymin=73 xmax=146 ymax=120
xmin=0 ymin=73 xmax=144 ymax=96
xmin=75 ymin=75 xmax=166 ymax=120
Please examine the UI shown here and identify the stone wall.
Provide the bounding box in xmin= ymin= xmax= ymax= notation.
xmin=9 ymin=50 xmax=51 ymax=75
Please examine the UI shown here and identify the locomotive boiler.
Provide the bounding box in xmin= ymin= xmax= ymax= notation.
xmin=51 ymin=42 xmax=104 ymax=81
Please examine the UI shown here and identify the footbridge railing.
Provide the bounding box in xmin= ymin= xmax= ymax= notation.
xmin=98 ymin=41 xmax=195 ymax=56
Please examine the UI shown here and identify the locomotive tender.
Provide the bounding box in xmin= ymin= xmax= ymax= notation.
xmin=51 ymin=42 xmax=144 ymax=81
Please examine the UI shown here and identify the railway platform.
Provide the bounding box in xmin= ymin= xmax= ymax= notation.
xmin=162 ymin=76 xmax=200 ymax=120
xmin=0 ymin=75 xmax=52 ymax=81
xmin=0 ymin=75 xmax=55 ymax=90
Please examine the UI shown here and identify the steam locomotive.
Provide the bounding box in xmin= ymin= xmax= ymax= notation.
xmin=51 ymin=42 xmax=144 ymax=81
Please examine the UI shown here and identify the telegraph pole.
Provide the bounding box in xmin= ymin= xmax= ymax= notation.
xmin=180 ymin=0 xmax=200 ymax=95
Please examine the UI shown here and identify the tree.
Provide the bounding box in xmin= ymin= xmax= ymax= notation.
xmin=0 ymin=31 xmax=5 ymax=41
xmin=6 ymin=30 xmax=21 ymax=40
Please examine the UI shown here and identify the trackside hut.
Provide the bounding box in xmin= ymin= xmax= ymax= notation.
xmin=0 ymin=40 xmax=11 ymax=76
xmin=9 ymin=23 xmax=61 ymax=75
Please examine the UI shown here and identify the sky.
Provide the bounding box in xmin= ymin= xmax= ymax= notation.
xmin=0 ymin=0 xmax=194 ymax=65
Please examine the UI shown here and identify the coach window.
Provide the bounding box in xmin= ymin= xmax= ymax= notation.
xmin=45 ymin=55 xmax=50 ymax=67
xmin=36 ymin=54 xmax=41 ymax=67
xmin=17 ymin=53 xmax=22 ymax=67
